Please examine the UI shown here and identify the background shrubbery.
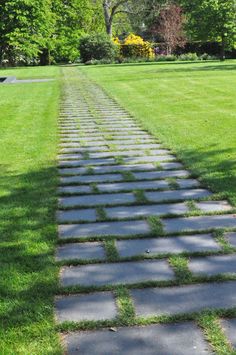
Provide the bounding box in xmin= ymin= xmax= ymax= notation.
xmin=79 ymin=33 xmax=118 ymax=63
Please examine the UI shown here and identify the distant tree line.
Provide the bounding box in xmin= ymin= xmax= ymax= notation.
xmin=0 ymin=0 xmax=235 ymax=65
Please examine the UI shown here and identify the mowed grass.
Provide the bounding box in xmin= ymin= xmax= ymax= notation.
xmin=80 ymin=60 xmax=236 ymax=206
xmin=0 ymin=66 xmax=62 ymax=354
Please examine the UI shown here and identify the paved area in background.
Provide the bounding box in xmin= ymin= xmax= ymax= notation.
xmin=55 ymin=69 xmax=236 ymax=354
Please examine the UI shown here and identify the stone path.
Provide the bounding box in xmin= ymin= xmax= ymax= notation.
xmin=56 ymin=69 xmax=236 ymax=354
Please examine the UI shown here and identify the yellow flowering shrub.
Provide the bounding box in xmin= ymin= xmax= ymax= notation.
xmin=121 ymin=33 xmax=154 ymax=59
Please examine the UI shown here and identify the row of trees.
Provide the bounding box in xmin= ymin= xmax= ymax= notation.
xmin=0 ymin=0 xmax=235 ymax=65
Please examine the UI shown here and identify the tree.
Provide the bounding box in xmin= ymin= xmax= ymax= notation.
xmin=155 ymin=3 xmax=186 ymax=54
xmin=52 ymin=0 xmax=102 ymax=63
xmin=181 ymin=0 xmax=236 ymax=60
xmin=0 ymin=0 xmax=54 ymax=66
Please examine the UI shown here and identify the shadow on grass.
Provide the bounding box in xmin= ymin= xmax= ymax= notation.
xmin=0 ymin=166 xmax=60 ymax=343
xmin=173 ymin=144 xmax=236 ymax=205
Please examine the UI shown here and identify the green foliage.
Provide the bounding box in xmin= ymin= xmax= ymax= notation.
xmin=52 ymin=0 xmax=104 ymax=63
xmin=0 ymin=0 xmax=54 ymax=65
xmin=79 ymin=33 xmax=119 ymax=63
xmin=181 ymin=0 xmax=236 ymax=59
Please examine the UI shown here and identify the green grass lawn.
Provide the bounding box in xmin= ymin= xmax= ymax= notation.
xmin=79 ymin=60 xmax=236 ymax=206
xmin=0 ymin=66 xmax=62 ymax=354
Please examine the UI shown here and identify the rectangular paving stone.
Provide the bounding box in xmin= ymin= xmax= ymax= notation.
xmin=56 ymin=242 xmax=105 ymax=261
xmin=60 ymin=259 xmax=175 ymax=287
xmin=59 ymin=192 xmax=135 ymax=207
xmin=106 ymin=203 xmax=188 ymax=219
xmin=178 ymin=179 xmax=200 ymax=188
xmin=89 ymin=149 xmax=163 ymax=159
xmin=116 ymin=144 xmax=162 ymax=150
xmin=221 ymin=318 xmax=236 ymax=348
xmin=65 ymin=322 xmax=212 ymax=355
xmin=226 ymin=232 xmax=236 ymax=247
xmin=58 ymin=185 xmax=92 ymax=195
xmin=189 ymin=254 xmax=236 ymax=276
xmin=59 ymin=220 xmax=151 ymax=239
xmin=97 ymin=180 xmax=169 ymax=193
xmin=55 ymin=292 xmax=116 ymax=322
xmin=116 ymin=234 xmax=220 ymax=257
xmin=164 ymin=214 xmax=236 ymax=234
xmin=196 ymin=201 xmax=232 ymax=212
xmin=60 ymin=144 xmax=107 ymax=152
xmin=123 ymin=155 xmax=174 ymax=164
xmin=131 ymin=281 xmax=236 ymax=317
xmin=57 ymin=209 xmax=97 ymax=223
xmin=145 ymin=189 xmax=211 ymax=203
xmin=59 ymin=158 xmax=116 ymax=166
xmin=60 ymin=173 xmax=123 ymax=185
xmin=134 ymin=170 xmax=189 ymax=180
xmin=59 ymin=167 xmax=88 ymax=175
xmin=91 ymin=163 xmax=156 ymax=174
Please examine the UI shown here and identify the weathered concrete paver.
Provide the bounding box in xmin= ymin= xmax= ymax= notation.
xmin=221 ymin=318 xmax=236 ymax=348
xmin=60 ymin=173 xmax=123 ymax=184
xmin=116 ymin=234 xmax=221 ymax=257
xmin=145 ymin=188 xmax=211 ymax=202
xmin=164 ymin=214 xmax=236 ymax=233
xmin=189 ymin=254 xmax=236 ymax=276
xmin=131 ymin=281 xmax=236 ymax=317
xmin=59 ymin=220 xmax=150 ymax=239
xmin=226 ymin=232 xmax=236 ymax=247
xmin=55 ymin=292 xmax=117 ymax=322
xmin=57 ymin=209 xmax=97 ymax=223
xmin=64 ymin=322 xmax=212 ymax=355
xmin=61 ymin=260 xmax=175 ymax=287
xmin=59 ymin=192 xmax=135 ymax=207
xmin=56 ymin=242 xmax=105 ymax=261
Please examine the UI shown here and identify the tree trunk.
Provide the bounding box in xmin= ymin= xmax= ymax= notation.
xmin=220 ymin=35 xmax=226 ymax=61
xmin=103 ymin=1 xmax=113 ymax=37
xmin=39 ymin=48 xmax=50 ymax=66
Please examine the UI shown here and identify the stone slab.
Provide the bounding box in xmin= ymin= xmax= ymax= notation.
xmin=55 ymin=292 xmax=116 ymax=322
xmin=134 ymin=170 xmax=189 ymax=180
xmin=189 ymin=254 xmax=236 ymax=276
xmin=226 ymin=232 xmax=236 ymax=247
xmin=106 ymin=203 xmax=188 ymax=219
xmin=59 ymin=220 xmax=150 ymax=239
xmin=116 ymin=144 xmax=164 ymax=150
xmin=177 ymin=179 xmax=200 ymax=188
xmin=60 ymin=260 xmax=175 ymax=287
xmin=56 ymin=242 xmax=105 ymax=261
xmin=59 ymin=144 xmax=107 ymax=152
xmin=59 ymin=192 xmax=135 ymax=207
xmin=221 ymin=318 xmax=236 ymax=348
xmin=57 ymin=209 xmax=97 ymax=223
xmin=59 ymin=158 xmax=116 ymax=166
xmin=60 ymin=173 xmax=123 ymax=185
xmin=196 ymin=201 xmax=232 ymax=212
xmin=131 ymin=281 xmax=236 ymax=317
xmin=58 ymin=185 xmax=92 ymax=195
xmin=123 ymin=155 xmax=174 ymax=164
xmin=97 ymin=180 xmax=169 ymax=193
xmin=145 ymin=189 xmax=210 ymax=203
xmin=89 ymin=149 xmax=163 ymax=159
xmin=164 ymin=214 xmax=236 ymax=234
xmin=91 ymin=163 xmax=156 ymax=174
xmin=116 ymin=234 xmax=220 ymax=257
xmin=59 ymin=167 xmax=88 ymax=175
xmin=65 ymin=322 xmax=212 ymax=355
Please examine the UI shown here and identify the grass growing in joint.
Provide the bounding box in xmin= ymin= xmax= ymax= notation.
xmin=96 ymin=207 xmax=107 ymax=221
xmin=134 ymin=189 xmax=148 ymax=203
xmin=148 ymin=216 xmax=165 ymax=236
xmin=104 ymin=240 xmax=119 ymax=261
xmin=169 ymin=256 xmax=192 ymax=283
xmin=198 ymin=314 xmax=233 ymax=355
xmin=115 ymin=287 xmax=136 ymax=325
xmin=122 ymin=171 xmax=136 ymax=182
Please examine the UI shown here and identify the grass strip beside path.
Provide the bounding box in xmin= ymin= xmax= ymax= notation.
xmin=0 ymin=66 xmax=62 ymax=354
